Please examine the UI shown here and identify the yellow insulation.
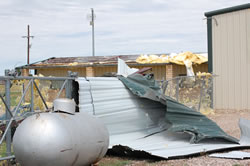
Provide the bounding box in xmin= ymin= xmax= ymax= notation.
xmin=136 ymin=51 xmax=207 ymax=65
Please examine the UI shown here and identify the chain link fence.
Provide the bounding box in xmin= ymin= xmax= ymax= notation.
xmin=161 ymin=75 xmax=214 ymax=114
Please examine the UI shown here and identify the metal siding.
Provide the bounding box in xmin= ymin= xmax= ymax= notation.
xmin=247 ymin=9 xmax=250 ymax=109
xmin=213 ymin=9 xmax=250 ymax=110
xmin=233 ymin=12 xmax=241 ymax=109
xmin=227 ymin=12 xmax=233 ymax=109
xmin=227 ymin=13 xmax=235 ymax=109
xmin=240 ymin=10 xmax=248 ymax=109
xmin=77 ymin=77 xmax=167 ymax=135
xmin=212 ymin=15 xmax=219 ymax=108
xmin=77 ymin=77 xmax=250 ymax=159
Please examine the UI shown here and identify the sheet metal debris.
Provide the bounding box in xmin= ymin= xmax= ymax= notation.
xmin=76 ymin=77 xmax=250 ymax=159
xmin=209 ymin=151 xmax=250 ymax=159
xmin=118 ymin=74 xmax=238 ymax=143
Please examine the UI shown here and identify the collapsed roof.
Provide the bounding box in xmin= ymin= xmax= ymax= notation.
xmin=76 ymin=74 xmax=250 ymax=159
xmin=15 ymin=52 xmax=207 ymax=69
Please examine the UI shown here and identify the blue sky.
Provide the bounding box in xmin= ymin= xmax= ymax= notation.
xmin=0 ymin=0 xmax=249 ymax=75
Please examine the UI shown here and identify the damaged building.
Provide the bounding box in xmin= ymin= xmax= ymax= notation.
xmin=16 ymin=53 xmax=208 ymax=81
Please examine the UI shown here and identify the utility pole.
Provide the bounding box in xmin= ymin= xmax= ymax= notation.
xmin=90 ymin=8 xmax=95 ymax=57
xmin=22 ymin=25 xmax=34 ymax=64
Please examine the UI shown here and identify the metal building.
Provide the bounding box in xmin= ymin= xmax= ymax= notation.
xmin=205 ymin=3 xmax=250 ymax=110
xmin=16 ymin=55 xmax=208 ymax=81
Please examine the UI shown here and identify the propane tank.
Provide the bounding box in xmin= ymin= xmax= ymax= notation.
xmin=13 ymin=98 xmax=109 ymax=166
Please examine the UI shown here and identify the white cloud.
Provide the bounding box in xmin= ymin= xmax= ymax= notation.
xmin=0 ymin=0 xmax=249 ymax=74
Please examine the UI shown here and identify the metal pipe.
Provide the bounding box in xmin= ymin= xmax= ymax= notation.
xmin=210 ymin=77 xmax=214 ymax=109
xmin=198 ymin=79 xmax=206 ymax=112
xmin=162 ymin=81 xmax=168 ymax=95
xmin=0 ymin=76 xmax=76 ymax=81
xmin=0 ymin=94 xmax=13 ymax=117
xmin=0 ymin=155 xmax=15 ymax=161
xmin=4 ymin=76 xmax=11 ymax=156
xmin=33 ymin=80 xmax=48 ymax=110
xmin=27 ymin=25 xmax=30 ymax=64
xmin=30 ymin=79 xmax=34 ymax=112
xmin=176 ymin=78 xmax=179 ymax=102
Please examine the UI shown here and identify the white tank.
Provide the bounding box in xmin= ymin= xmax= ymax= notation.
xmin=13 ymin=99 xmax=109 ymax=166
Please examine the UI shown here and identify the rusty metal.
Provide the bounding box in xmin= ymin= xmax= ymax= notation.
xmin=15 ymin=55 xmax=167 ymax=69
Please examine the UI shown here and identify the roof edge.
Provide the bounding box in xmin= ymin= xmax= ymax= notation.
xmin=15 ymin=62 xmax=208 ymax=70
xmin=205 ymin=3 xmax=250 ymax=17
xmin=15 ymin=57 xmax=56 ymax=69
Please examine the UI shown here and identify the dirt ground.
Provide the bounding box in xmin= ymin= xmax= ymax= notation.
xmin=99 ymin=109 xmax=250 ymax=166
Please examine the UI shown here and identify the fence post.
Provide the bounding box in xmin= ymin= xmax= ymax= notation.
xmin=210 ymin=77 xmax=214 ymax=109
xmin=66 ymin=71 xmax=72 ymax=99
xmin=4 ymin=70 xmax=11 ymax=156
xmin=30 ymin=79 xmax=34 ymax=112
xmin=198 ymin=78 xmax=206 ymax=112
xmin=176 ymin=78 xmax=179 ymax=102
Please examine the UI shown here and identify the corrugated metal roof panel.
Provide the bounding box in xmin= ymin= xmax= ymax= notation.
xmin=76 ymin=77 xmax=250 ymax=159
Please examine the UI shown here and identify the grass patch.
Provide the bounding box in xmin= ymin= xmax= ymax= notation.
xmin=0 ymin=142 xmax=14 ymax=157
xmin=0 ymin=142 xmax=7 ymax=157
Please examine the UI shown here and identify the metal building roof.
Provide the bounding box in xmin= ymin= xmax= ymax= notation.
xmin=16 ymin=52 xmax=208 ymax=69
xmin=16 ymin=55 xmax=142 ymax=69
xmin=205 ymin=3 xmax=250 ymax=17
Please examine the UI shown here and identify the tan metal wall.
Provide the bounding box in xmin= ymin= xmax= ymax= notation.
xmin=36 ymin=64 xmax=208 ymax=82
xmin=131 ymin=65 xmax=166 ymax=81
xmin=37 ymin=67 xmax=86 ymax=77
xmin=212 ymin=9 xmax=250 ymax=110
xmin=37 ymin=65 xmax=166 ymax=81
xmin=94 ymin=66 xmax=117 ymax=77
